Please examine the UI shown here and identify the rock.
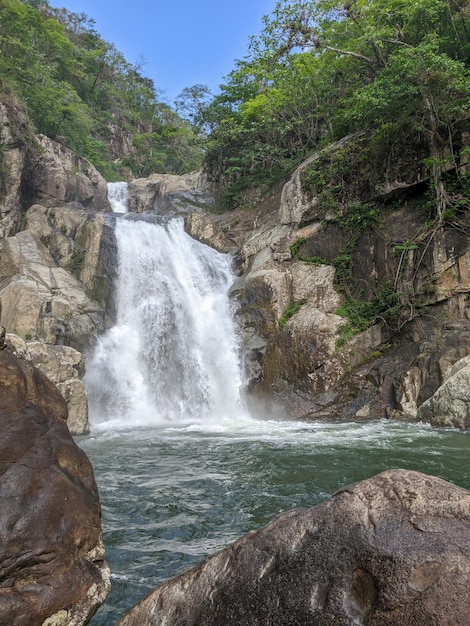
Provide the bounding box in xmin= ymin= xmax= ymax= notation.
xmin=4 ymin=333 xmax=89 ymax=434
xmin=119 ymin=469 xmax=470 ymax=626
xmin=279 ymin=151 xmax=323 ymax=227
xmin=396 ymin=366 xmax=423 ymax=418
xmin=128 ymin=171 xmax=215 ymax=214
xmin=291 ymin=261 xmax=341 ymax=313
xmin=56 ymin=377 xmax=89 ymax=435
xmin=25 ymin=203 xmax=117 ymax=308
xmin=0 ymin=229 xmax=104 ymax=350
xmin=241 ymin=222 xmax=292 ymax=272
xmin=279 ymin=133 xmax=364 ymax=227
xmin=23 ymin=134 xmax=110 ymax=212
xmin=0 ymin=96 xmax=30 ymax=245
xmin=417 ymin=355 xmax=470 ymax=429
xmin=0 ymin=349 xmax=110 ymax=624
xmin=186 ymin=211 xmax=235 ymax=253
xmin=26 ymin=340 xmax=89 ymax=435
xmin=5 ymin=331 xmax=30 ymax=359
xmin=232 ymin=259 xmax=346 ymax=400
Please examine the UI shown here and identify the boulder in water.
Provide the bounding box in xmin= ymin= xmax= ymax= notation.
xmin=119 ymin=469 xmax=470 ymax=625
xmin=0 ymin=340 xmax=110 ymax=625
xmin=417 ymin=355 xmax=470 ymax=429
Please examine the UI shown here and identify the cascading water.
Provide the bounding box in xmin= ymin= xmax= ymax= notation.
xmin=107 ymin=181 xmax=129 ymax=214
xmin=85 ymin=213 xmax=246 ymax=429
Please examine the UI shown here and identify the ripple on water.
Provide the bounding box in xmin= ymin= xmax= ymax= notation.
xmin=79 ymin=418 xmax=470 ymax=625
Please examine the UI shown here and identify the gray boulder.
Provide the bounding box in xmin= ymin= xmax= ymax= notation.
xmin=128 ymin=171 xmax=215 ymax=214
xmin=417 ymin=355 xmax=470 ymax=429
xmin=0 ymin=229 xmax=104 ymax=350
xmin=119 ymin=469 xmax=470 ymax=626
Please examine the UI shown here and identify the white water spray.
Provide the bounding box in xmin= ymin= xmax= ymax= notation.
xmin=85 ymin=214 xmax=246 ymax=429
xmin=107 ymin=182 xmax=129 ymax=214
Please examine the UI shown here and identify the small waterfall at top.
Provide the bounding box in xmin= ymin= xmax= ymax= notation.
xmin=85 ymin=184 xmax=246 ymax=428
xmin=107 ymin=181 xmax=129 ymax=214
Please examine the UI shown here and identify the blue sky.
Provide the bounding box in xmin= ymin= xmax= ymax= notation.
xmin=49 ymin=0 xmax=277 ymax=103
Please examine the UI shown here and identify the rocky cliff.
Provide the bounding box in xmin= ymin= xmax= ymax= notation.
xmin=2 ymin=92 xmax=470 ymax=437
xmin=127 ymin=131 xmax=470 ymax=429
xmin=0 ymin=96 xmax=116 ymax=435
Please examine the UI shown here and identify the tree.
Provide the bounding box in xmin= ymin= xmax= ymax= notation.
xmin=201 ymin=0 xmax=470 ymax=210
xmin=0 ymin=0 xmax=205 ymax=178
xmin=174 ymin=83 xmax=212 ymax=132
xmin=344 ymin=41 xmax=470 ymax=218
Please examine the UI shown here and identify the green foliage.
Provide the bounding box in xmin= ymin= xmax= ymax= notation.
xmin=335 ymin=283 xmax=402 ymax=347
xmin=0 ymin=0 xmax=204 ymax=177
xmin=300 ymin=129 xmax=427 ymax=215
xmin=290 ymin=236 xmax=327 ymax=265
xmin=339 ymin=203 xmax=381 ymax=233
xmin=289 ymin=237 xmax=306 ymax=257
xmin=203 ymin=51 xmax=332 ymax=208
xmin=65 ymin=248 xmax=85 ymax=273
xmin=392 ymin=241 xmax=419 ymax=254
xmin=174 ymin=83 xmax=212 ymax=132
xmin=202 ymin=0 xmax=470 ymax=212
xmin=278 ymin=298 xmax=307 ymax=329
xmin=330 ymin=202 xmax=383 ymax=291
xmin=332 ymin=252 xmax=352 ymax=290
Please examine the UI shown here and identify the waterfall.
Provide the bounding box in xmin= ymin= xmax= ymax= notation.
xmin=107 ymin=182 xmax=129 ymax=214
xmin=85 ymin=215 xmax=246 ymax=429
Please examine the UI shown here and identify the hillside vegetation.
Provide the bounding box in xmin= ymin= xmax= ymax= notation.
xmin=1 ymin=0 xmax=469 ymax=214
xmin=200 ymin=0 xmax=470 ymax=214
xmin=0 ymin=0 xmax=204 ymax=179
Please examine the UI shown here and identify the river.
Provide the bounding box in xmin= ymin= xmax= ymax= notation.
xmin=80 ymin=420 xmax=470 ymax=624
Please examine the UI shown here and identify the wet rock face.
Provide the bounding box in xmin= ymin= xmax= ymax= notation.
xmin=119 ymin=469 xmax=470 ymax=626
xmin=0 ymin=347 xmax=110 ymax=625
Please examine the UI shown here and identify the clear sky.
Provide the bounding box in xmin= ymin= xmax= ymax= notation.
xmin=49 ymin=0 xmax=277 ymax=104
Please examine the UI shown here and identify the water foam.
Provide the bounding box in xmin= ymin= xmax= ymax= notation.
xmin=85 ymin=217 xmax=246 ymax=428
xmin=108 ymin=182 xmax=129 ymax=214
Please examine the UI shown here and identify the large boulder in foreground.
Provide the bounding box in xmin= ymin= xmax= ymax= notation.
xmin=119 ymin=469 xmax=470 ymax=626
xmin=0 ymin=343 xmax=110 ymax=625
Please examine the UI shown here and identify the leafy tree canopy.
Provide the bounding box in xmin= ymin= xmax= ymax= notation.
xmin=0 ymin=0 xmax=205 ymax=179
xmin=201 ymin=0 xmax=470 ymax=211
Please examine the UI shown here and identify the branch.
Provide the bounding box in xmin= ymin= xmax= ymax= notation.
xmin=321 ymin=45 xmax=376 ymax=64
xmin=274 ymin=26 xmax=376 ymax=66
